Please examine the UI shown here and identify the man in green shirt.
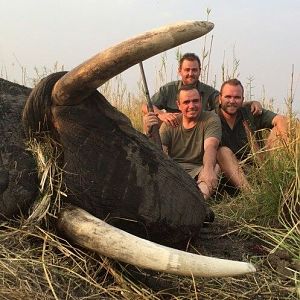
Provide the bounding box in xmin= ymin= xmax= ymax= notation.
xmin=145 ymin=85 xmax=221 ymax=200
xmin=142 ymin=52 xmax=262 ymax=128
xmin=217 ymin=79 xmax=288 ymax=191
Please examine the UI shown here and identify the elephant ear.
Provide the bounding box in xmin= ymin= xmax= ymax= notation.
xmin=52 ymin=21 xmax=214 ymax=105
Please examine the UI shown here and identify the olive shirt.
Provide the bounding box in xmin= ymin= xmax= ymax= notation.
xmin=219 ymin=107 xmax=277 ymax=160
xmin=151 ymin=80 xmax=219 ymax=112
xmin=160 ymin=111 xmax=222 ymax=179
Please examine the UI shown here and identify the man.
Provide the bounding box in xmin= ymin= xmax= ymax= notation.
xmin=142 ymin=52 xmax=262 ymax=128
xmin=145 ymin=85 xmax=221 ymax=200
xmin=217 ymin=78 xmax=288 ymax=190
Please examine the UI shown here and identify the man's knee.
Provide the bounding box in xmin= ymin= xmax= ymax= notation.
xmin=217 ymin=146 xmax=235 ymax=161
xmin=266 ymin=127 xmax=282 ymax=149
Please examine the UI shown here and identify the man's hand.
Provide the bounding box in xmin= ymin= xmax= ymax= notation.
xmin=198 ymin=136 xmax=220 ymax=199
xmin=250 ymin=101 xmax=262 ymax=116
xmin=197 ymin=167 xmax=218 ymax=194
xmin=143 ymin=112 xmax=159 ymax=135
xmin=158 ymin=112 xmax=180 ymax=127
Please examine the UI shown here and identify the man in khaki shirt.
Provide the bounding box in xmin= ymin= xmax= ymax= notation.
xmin=145 ymin=85 xmax=221 ymax=200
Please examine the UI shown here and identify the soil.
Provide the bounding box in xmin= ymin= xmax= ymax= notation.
xmin=126 ymin=218 xmax=298 ymax=299
xmin=192 ymin=219 xmax=267 ymax=260
xmin=193 ymin=218 xmax=299 ymax=278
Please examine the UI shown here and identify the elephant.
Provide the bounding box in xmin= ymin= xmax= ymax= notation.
xmin=1 ymin=20 xmax=255 ymax=277
xmin=0 ymin=78 xmax=38 ymax=218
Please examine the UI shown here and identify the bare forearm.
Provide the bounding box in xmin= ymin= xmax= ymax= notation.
xmin=198 ymin=141 xmax=219 ymax=198
xmin=203 ymin=145 xmax=217 ymax=171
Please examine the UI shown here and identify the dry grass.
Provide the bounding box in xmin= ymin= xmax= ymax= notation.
xmin=0 ymin=117 xmax=298 ymax=299
xmin=0 ymin=219 xmax=298 ymax=299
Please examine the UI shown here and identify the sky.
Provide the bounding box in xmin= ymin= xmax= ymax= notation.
xmin=1 ymin=0 xmax=299 ymax=114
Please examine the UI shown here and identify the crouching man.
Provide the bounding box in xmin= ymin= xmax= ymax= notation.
xmin=144 ymin=85 xmax=221 ymax=201
xmin=216 ymin=79 xmax=289 ymax=191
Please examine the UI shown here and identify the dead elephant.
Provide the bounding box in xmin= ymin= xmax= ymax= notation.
xmin=0 ymin=78 xmax=38 ymax=217
xmin=3 ymin=21 xmax=256 ymax=277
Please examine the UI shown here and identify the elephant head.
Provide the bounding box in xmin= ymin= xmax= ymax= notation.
xmin=20 ymin=20 xmax=255 ymax=277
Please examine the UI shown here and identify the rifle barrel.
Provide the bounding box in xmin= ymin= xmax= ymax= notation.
xmin=139 ymin=61 xmax=162 ymax=150
xmin=139 ymin=62 xmax=154 ymax=112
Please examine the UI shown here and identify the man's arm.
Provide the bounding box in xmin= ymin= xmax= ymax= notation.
xmin=272 ymin=114 xmax=288 ymax=133
xmin=242 ymin=100 xmax=262 ymax=115
xmin=142 ymin=103 xmax=180 ymax=127
xmin=198 ymin=137 xmax=220 ymax=194
xmin=270 ymin=114 xmax=288 ymax=142
xmin=142 ymin=112 xmax=159 ymax=135
xmin=162 ymin=145 xmax=169 ymax=156
xmin=142 ymin=112 xmax=166 ymax=151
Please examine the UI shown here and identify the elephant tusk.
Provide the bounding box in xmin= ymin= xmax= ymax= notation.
xmin=57 ymin=206 xmax=256 ymax=278
xmin=52 ymin=20 xmax=214 ymax=105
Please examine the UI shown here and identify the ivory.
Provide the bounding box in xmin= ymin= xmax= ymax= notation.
xmin=57 ymin=206 xmax=256 ymax=278
xmin=52 ymin=20 xmax=214 ymax=105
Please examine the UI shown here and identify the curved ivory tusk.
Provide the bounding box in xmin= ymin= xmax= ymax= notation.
xmin=52 ymin=20 xmax=214 ymax=105
xmin=57 ymin=206 xmax=256 ymax=278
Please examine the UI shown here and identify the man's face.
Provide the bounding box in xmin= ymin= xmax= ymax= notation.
xmin=219 ymin=84 xmax=244 ymax=116
xmin=178 ymin=59 xmax=201 ymax=85
xmin=177 ymin=89 xmax=202 ymax=120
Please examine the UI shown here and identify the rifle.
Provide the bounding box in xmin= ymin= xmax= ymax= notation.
xmin=139 ymin=62 xmax=162 ymax=150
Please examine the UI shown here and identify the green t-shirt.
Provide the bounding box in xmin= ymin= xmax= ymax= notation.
xmin=151 ymin=80 xmax=219 ymax=112
xmin=160 ymin=111 xmax=221 ymax=178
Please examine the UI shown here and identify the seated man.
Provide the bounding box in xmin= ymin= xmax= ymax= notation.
xmin=144 ymin=85 xmax=221 ymax=200
xmin=142 ymin=52 xmax=262 ymax=128
xmin=217 ymin=78 xmax=288 ymax=191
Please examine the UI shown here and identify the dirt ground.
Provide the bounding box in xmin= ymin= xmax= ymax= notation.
xmin=192 ymin=219 xmax=266 ymax=260
xmin=194 ymin=218 xmax=298 ymax=275
xmin=124 ymin=218 xmax=299 ymax=299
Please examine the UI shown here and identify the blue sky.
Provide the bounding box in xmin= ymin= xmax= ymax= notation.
xmin=1 ymin=0 xmax=299 ymax=113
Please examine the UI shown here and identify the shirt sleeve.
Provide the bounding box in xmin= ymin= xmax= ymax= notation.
xmin=255 ymin=109 xmax=277 ymax=129
xmin=151 ymin=86 xmax=167 ymax=109
xmin=203 ymin=112 xmax=222 ymax=141
xmin=159 ymin=122 xmax=171 ymax=149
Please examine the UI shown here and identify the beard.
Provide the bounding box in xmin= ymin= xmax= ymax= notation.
xmin=220 ymin=103 xmax=240 ymax=115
